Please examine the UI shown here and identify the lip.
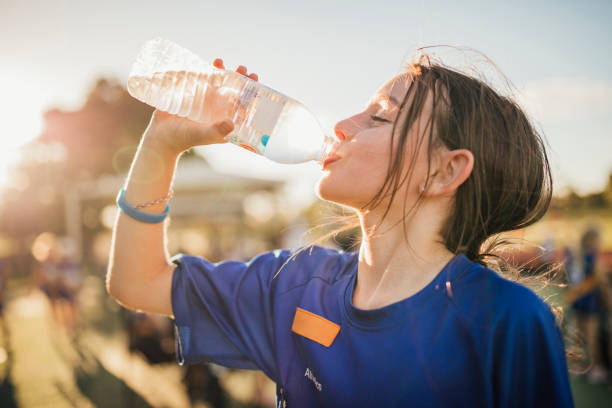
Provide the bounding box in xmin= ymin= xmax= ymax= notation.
xmin=322 ymin=153 xmax=341 ymax=170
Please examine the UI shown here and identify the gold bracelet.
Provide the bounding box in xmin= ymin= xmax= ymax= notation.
xmin=134 ymin=190 xmax=175 ymax=209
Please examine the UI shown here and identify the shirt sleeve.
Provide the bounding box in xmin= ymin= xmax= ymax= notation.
xmin=492 ymin=298 xmax=575 ymax=408
xmin=170 ymin=249 xmax=292 ymax=381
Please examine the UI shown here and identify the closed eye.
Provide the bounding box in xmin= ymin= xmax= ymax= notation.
xmin=371 ymin=115 xmax=392 ymax=123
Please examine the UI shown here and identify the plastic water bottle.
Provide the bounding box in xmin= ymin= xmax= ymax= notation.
xmin=127 ymin=38 xmax=335 ymax=164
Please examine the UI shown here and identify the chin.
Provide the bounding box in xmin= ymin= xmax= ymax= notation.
xmin=315 ymin=174 xmax=342 ymax=202
xmin=315 ymin=175 xmax=362 ymax=209
xmin=314 ymin=175 xmax=333 ymax=201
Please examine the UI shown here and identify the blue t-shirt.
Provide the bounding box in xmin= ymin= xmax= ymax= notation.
xmin=170 ymin=246 xmax=574 ymax=407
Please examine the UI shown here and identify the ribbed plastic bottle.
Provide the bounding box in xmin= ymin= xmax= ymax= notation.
xmin=127 ymin=38 xmax=335 ymax=164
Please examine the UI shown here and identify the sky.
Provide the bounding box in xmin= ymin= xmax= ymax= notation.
xmin=1 ymin=0 xmax=611 ymax=198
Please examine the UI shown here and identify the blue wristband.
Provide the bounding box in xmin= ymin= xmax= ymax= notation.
xmin=116 ymin=188 xmax=169 ymax=224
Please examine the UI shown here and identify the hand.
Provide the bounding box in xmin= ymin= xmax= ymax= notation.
xmin=143 ymin=59 xmax=259 ymax=156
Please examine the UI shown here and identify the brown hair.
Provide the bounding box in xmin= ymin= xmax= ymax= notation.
xmin=277 ymin=49 xmax=582 ymax=366
xmin=374 ymin=54 xmax=553 ymax=261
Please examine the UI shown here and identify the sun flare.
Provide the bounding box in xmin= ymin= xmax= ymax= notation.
xmin=0 ymin=74 xmax=46 ymax=188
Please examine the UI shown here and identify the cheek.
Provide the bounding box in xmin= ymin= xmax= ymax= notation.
xmin=316 ymin=140 xmax=390 ymax=206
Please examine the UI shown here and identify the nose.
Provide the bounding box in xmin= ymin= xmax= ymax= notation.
xmin=333 ymin=127 xmax=346 ymax=142
xmin=334 ymin=113 xmax=363 ymax=142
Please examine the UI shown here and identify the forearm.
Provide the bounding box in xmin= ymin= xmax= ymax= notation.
xmin=106 ymin=129 xmax=180 ymax=301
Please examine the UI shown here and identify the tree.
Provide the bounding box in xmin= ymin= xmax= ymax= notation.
xmin=0 ymin=78 xmax=153 ymax=237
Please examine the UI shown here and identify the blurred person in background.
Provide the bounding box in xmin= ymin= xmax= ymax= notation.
xmin=58 ymin=243 xmax=83 ymax=337
xmin=0 ymin=258 xmax=8 ymax=350
xmin=35 ymin=237 xmax=82 ymax=338
xmin=0 ymin=258 xmax=6 ymax=322
xmin=126 ymin=310 xmax=175 ymax=364
xmin=36 ymin=241 xmax=64 ymax=332
xmin=107 ymin=52 xmax=574 ymax=407
xmin=182 ymin=364 xmax=229 ymax=408
xmin=566 ymin=227 xmax=609 ymax=383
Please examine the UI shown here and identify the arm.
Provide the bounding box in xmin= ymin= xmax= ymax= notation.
xmin=106 ymin=60 xmax=258 ymax=317
xmin=106 ymin=114 xmax=233 ymax=317
xmin=106 ymin=126 xmax=181 ymax=317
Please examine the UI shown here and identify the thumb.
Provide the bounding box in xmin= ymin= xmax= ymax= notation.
xmin=214 ymin=119 xmax=235 ymax=137
xmin=191 ymin=119 xmax=235 ymax=146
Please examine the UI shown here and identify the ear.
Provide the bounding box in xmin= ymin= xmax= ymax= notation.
xmin=424 ymin=149 xmax=474 ymax=197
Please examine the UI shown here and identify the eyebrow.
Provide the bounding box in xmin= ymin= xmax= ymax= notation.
xmin=388 ymin=95 xmax=401 ymax=106
xmin=372 ymin=94 xmax=401 ymax=108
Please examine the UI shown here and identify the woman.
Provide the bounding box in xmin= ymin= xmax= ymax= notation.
xmin=107 ymin=54 xmax=574 ymax=407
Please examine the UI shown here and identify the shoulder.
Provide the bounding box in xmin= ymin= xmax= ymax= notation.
xmin=448 ymin=258 xmax=557 ymax=333
xmin=173 ymin=245 xmax=356 ymax=289
xmin=270 ymin=245 xmax=357 ymax=288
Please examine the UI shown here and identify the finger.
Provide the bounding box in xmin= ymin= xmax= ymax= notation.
xmin=208 ymin=120 xmax=233 ymax=144
xmin=236 ymin=65 xmax=247 ymax=76
xmin=210 ymin=119 xmax=234 ymax=141
xmin=248 ymin=73 xmax=259 ymax=81
xmin=213 ymin=58 xmax=225 ymax=69
xmin=187 ymin=119 xmax=233 ymax=147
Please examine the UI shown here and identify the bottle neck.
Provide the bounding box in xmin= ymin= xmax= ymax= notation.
xmin=315 ymin=134 xmax=337 ymax=164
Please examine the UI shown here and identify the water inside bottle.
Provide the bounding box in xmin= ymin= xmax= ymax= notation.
xmin=128 ymin=70 xmax=327 ymax=164
xmin=127 ymin=70 xmax=230 ymax=123
xmin=263 ymin=101 xmax=326 ymax=163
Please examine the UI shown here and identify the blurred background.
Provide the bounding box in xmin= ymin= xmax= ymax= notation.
xmin=0 ymin=0 xmax=611 ymax=407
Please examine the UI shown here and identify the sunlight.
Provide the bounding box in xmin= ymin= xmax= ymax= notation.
xmin=0 ymin=74 xmax=46 ymax=188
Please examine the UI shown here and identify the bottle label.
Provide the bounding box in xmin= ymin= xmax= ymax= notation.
xmin=231 ymin=81 xmax=288 ymax=152
xmin=251 ymin=95 xmax=285 ymax=134
xmin=234 ymin=84 xmax=258 ymax=126
xmin=239 ymin=84 xmax=258 ymax=108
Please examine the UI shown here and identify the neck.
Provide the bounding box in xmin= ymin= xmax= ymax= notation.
xmin=352 ymin=203 xmax=455 ymax=310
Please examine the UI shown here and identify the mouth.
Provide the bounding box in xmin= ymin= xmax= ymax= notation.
xmin=322 ymin=152 xmax=341 ymax=170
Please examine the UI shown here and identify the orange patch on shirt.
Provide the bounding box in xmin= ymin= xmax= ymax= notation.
xmin=291 ymin=307 xmax=340 ymax=347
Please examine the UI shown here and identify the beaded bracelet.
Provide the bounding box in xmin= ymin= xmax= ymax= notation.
xmin=116 ymin=188 xmax=170 ymax=224
xmin=134 ymin=189 xmax=174 ymax=209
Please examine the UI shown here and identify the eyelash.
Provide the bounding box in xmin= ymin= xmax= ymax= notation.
xmin=371 ymin=115 xmax=391 ymax=123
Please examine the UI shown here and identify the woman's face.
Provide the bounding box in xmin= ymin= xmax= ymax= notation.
xmin=316 ymin=73 xmax=434 ymax=211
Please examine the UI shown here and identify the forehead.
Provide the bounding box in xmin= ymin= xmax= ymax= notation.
xmin=369 ymin=73 xmax=412 ymax=106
